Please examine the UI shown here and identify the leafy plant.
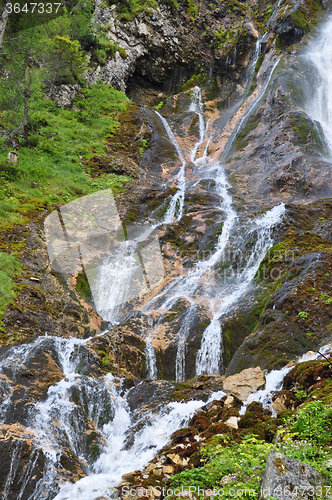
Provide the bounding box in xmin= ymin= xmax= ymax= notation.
xmin=298 ymin=311 xmax=309 ymax=320
xmin=169 ymin=435 xmax=275 ymax=497
xmin=154 ymin=101 xmax=164 ymax=110
xmin=290 ymin=401 xmax=332 ymax=445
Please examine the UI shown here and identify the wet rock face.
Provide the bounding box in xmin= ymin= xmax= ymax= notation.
xmin=87 ymin=325 xmax=147 ymax=379
xmin=259 ymin=451 xmax=322 ymax=500
xmin=126 ymin=375 xmax=225 ymax=415
xmin=226 ymin=200 xmax=332 ymax=374
xmin=0 ymin=338 xmax=105 ymax=496
xmin=225 ymin=57 xmax=332 ymax=212
xmin=1 ymin=212 xmax=104 ymax=346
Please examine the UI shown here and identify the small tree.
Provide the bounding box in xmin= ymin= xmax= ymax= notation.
xmin=46 ymin=35 xmax=89 ymax=97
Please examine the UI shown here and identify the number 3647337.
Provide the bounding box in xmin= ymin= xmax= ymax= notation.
xmin=5 ymin=3 xmax=62 ymax=14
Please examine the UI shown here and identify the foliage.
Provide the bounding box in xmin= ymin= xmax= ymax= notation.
xmin=106 ymin=0 xmax=157 ymax=20
xmin=46 ymin=35 xmax=89 ymax=90
xmin=298 ymin=311 xmax=309 ymax=320
xmin=186 ymin=0 xmax=198 ymax=19
xmin=0 ymin=82 xmax=131 ymax=225
xmin=169 ymin=435 xmax=275 ymax=498
xmin=290 ymin=401 xmax=332 ymax=445
xmin=0 ymin=253 xmax=22 ymax=326
xmin=154 ymin=101 xmax=164 ymax=110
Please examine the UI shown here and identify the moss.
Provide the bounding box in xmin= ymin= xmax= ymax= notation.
xmin=123 ymin=207 xmax=140 ymax=226
xmin=290 ymin=6 xmax=310 ymax=31
xmin=96 ymin=349 xmax=111 ymax=370
xmin=235 ymin=115 xmax=259 ymax=151
xmin=181 ymin=73 xmax=206 ymax=93
xmin=76 ymin=270 xmax=93 ymax=304
xmin=90 ymin=443 xmax=100 ymax=460
xmin=255 ymin=54 xmax=264 ymax=73
xmin=274 ymin=457 xmax=289 ymax=475
xmin=186 ymin=0 xmax=198 ymax=19
xmin=223 ymin=291 xmax=271 ymax=367
xmin=156 ymin=200 xmax=170 ymax=221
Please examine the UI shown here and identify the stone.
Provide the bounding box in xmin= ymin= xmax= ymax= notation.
xmin=166 ymin=453 xmax=187 ymax=467
xmin=223 ymin=367 xmax=266 ymax=401
xmin=163 ymin=465 xmax=174 ymax=474
xmin=224 ymin=395 xmax=235 ymax=407
xmin=272 ymin=396 xmax=288 ymax=415
xmin=259 ymin=451 xmax=322 ymax=500
xmin=224 ymin=416 xmax=240 ymax=429
xmin=326 ymin=459 xmax=332 ymax=470
xmin=220 ymin=474 xmax=237 ymax=485
xmin=153 ymin=468 xmax=162 ymax=476
xmin=7 ymin=151 xmax=18 ymax=163
xmin=145 ymin=463 xmax=156 ymax=472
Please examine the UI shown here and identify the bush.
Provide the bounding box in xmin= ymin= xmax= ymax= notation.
xmin=0 ymin=159 xmax=22 ymax=181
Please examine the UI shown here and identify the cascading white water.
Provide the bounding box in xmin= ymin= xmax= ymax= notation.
xmin=0 ymin=333 xmax=225 ymax=499
xmin=0 ymin=43 xmax=293 ymax=499
xmin=154 ymin=110 xmax=187 ymax=223
xmin=144 ymin=60 xmax=282 ymax=378
xmin=239 ymin=342 xmax=332 ymax=416
xmin=304 ymin=18 xmax=332 ymax=156
xmin=196 ymin=203 xmax=286 ymax=375
xmin=175 ymin=304 xmax=197 ymax=382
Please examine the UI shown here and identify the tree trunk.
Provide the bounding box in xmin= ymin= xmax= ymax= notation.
xmin=0 ymin=0 xmax=11 ymax=48
xmin=23 ymin=56 xmax=31 ymax=147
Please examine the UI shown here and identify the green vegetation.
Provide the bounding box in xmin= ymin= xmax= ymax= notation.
xmin=105 ymin=0 xmax=157 ymax=20
xmin=154 ymin=101 xmax=164 ymax=110
xmin=212 ymin=25 xmax=242 ymax=54
xmin=0 ymin=253 xmax=22 ymax=327
xmin=97 ymin=349 xmax=111 ymax=368
xmin=0 ymin=83 xmax=131 ymax=226
xmin=235 ymin=117 xmax=259 ymax=151
xmin=180 ymin=73 xmax=207 ymax=92
xmin=139 ymin=138 xmax=149 ymax=157
xmin=169 ymin=435 xmax=275 ymax=497
xmin=0 ymin=9 xmax=135 ymax=325
xmin=76 ymin=271 xmax=93 ymax=304
xmin=104 ymin=0 xmax=180 ymax=20
xmin=298 ymin=311 xmax=310 ymax=320
xmin=290 ymin=6 xmax=310 ymax=31
xmin=186 ymin=0 xmax=198 ymax=19
xmin=169 ymin=399 xmax=332 ymax=497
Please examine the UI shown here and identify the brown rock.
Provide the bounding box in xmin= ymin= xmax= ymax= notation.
xmin=223 ymin=367 xmax=265 ymax=401
xmin=163 ymin=465 xmax=174 ymax=474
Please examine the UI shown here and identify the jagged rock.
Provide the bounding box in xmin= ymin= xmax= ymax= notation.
xmin=223 ymin=367 xmax=265 ymax=401
xmin=163 ymin=465 xmax=174 ymax=474
xmin=52 ymin=84 xmax=81 ymax=108
xmin=224 ymin=416 xmax=240 ymax=429
xmin=2 ymin=217 xmax=104 ymax=344
xmin=259 ymin=451 xmax=322 ymax=500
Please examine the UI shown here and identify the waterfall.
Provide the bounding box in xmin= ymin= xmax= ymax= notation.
xmin=304 ymin=18 xmax=332 ymax=156
xmin=175 ymin=304 xmax=197 ymax=382
xmin=196 ymin=203 xmax=286 ymax=375
xmin=0 ymin=35 xmax=296 ymax=497
xmin=154 ymin=110 xmax=187 ymax=223
xmin=239 ymin=342 xmax=332 ymax=416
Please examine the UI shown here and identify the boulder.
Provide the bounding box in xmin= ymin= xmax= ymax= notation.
xmin=224 ymin=416 xmax=240 ymax=429
xmin=260 ymin=451 xmax=322 ymax=500
xmin=223 ymin=367 xmax=265 ymax=401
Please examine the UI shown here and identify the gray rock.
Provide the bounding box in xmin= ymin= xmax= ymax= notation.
xmin=260 ymin=451 xmax=323 ymax=500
